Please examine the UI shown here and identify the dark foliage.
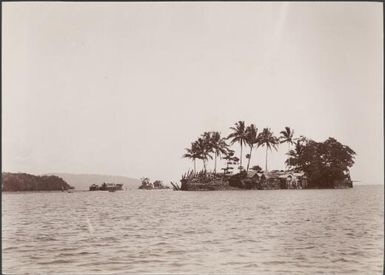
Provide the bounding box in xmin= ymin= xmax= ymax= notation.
xmin=138 ymin=178 xmax=169 ymax=190
xmin=250 ymin=165 xmax=263 ymax=172
xmin=89 ymin=183 xmax=123 ymax=191
xmin=286 ymin=137 xmax=355 ymax=188
xmin=2 ymin=173 xmax=73 ymax=191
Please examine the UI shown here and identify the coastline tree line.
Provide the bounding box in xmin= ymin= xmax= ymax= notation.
xmin=183 ymin=121 xmax=356 ymax=187
xmin=2 ymin=173 xmax=73 ymax=192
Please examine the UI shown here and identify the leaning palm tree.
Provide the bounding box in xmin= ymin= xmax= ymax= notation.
xmin=227 ymin=121 xmax=247 ymax=169
xmin=195 ymin=136 xmax=213 ymax=172
xmin=257 ymin=128 xmax=279 ymax=172
xmin=210 ymin=131 xmax=230 ymax=174
xmin=285 ymin=137 xmax=307 ymax=169
xmin=279 ymin=126 xmax=295 ymax=150
xmin=183 ymin=142 xmax=200 ymax=173
xmin=201 ymin=132 xmax=214 ymax=171
xmin=279 ymin=127 xmax=295 ymax=170
xmin=245 ymin=124 xmax=259 ymax=172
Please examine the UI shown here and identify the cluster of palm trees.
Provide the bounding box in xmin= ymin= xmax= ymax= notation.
xmin=183 ymin=131 xmax=231 ymax=174
xmin=183 ymin=121 xmax=297 ymax=174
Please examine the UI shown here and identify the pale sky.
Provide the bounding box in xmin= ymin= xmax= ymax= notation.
xmin=2 ymin=2 xmax=383 ymax=184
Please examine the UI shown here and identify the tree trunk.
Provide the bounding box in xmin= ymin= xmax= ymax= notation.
xmin=285 ymin=143 xmax=290 ymax=170
xmin=240 ymin=143 xmax=243 ymax=168
xmin=214 ymin=154 xmax=217 ymax=174
xmin=203 ymin=160 xmax=207 ymax=172
xmin=246 ymin=146 xmax=253 ymax=172
xmin=265 ymin=146 xmax=268 ymax=172
xmin=194 ymin=159 xmax=196 ymax=174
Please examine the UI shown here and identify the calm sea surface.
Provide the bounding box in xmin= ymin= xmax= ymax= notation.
xmin=2 ymin=185 xmax=383 ymax=274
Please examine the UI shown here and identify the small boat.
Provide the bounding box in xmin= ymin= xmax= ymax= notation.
xmin=89 ymin=183 xmax=123 ymax=191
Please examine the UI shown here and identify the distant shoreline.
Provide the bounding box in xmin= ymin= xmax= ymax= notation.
xmin=2 ymin=190 xmax=88 ymax=193
xmin=2 ymin=184 xmax=381 ymax=194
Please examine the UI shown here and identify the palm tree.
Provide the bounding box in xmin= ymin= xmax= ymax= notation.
xmin=285 ymin=137 xmax=307 ymax=169
xmin=223 ymin=149 xmax=235 ymax=174
xmin=279 ymin=127 xmax=295 ymax=150
xmin=196 ymin=136 xmax=213 ymax=172
xmin=201 ymin=132 xmax=214 ymax=171
xmin=227 ymin=121 xmax=247 ymax=170
xmin=279 ymin=127 xmax=295 ymax=170
xmin=210 ymin=131 xmax=230 ymax=174
xmin=245 ymin=124 xmax=259 ymax=172
xmin=183 ymin=142 xmax=200 ymax=173
xmin=257 ymin=128 xmax=279 ymax=172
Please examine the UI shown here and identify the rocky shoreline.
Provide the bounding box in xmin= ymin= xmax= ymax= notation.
xmin=174 ymin=170 xmax=352 ymax=191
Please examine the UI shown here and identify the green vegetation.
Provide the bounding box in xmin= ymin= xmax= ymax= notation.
xmin=279 ymin=126 xmax=295 ymax=167
xmin=245 ymin=124 xmax=258 ymax=172
xmin=258 ymin=128 xmax=279 ymax=172
xmin=2 ymin=173 xmax=73 ymax=192
xmin=227 ymin=121 xmax=248 ymax=169
xmin=211 ymin=132 xmax=230 ymax=174
xmin=285 ymin=137 xmax=355 ymax=188
xmin=182 ymin=121 xmax=356 ymax=190
xmin=89 ymin=183 xmax=123 ymax=191
xmin=183 ymin=131 xmax=231 ymax=174
xmin=279 ymin=127 xmax=295 ymax=148
xmin=139 ymin=178 xmax=170 ymax=190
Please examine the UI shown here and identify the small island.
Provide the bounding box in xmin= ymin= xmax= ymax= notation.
xmin=139 ymin=178 xmax=170 ymax=190
xmin=89 ymin=183 xmax=123 ymax=191
xmin=174 ymin=121 xmax=355 ymax=191
xmin=2 ymin=172 xmax=74 ymax=192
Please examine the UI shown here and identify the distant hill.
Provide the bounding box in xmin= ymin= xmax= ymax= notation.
xmin=46 ymin=173 xmax=141 ymax=190
xmin=2 ymin=173 xmax=73 ymax=192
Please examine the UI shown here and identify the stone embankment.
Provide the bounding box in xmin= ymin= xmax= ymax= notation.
xmin=175 ymin=170 xmax=352 ymax=191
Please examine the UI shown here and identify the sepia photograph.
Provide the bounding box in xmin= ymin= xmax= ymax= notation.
xmin=2 ymin=2 xmax=383 ymax=274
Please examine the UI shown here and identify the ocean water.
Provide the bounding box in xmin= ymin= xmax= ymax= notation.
xmin=2 ymin=185 xmax=383 ymax=274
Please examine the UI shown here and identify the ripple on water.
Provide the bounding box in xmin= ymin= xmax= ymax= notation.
xmin=38 ymin=259 xmax=75 ymax=265
xmin=2 ymin=186 xmax=384 ymax=274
